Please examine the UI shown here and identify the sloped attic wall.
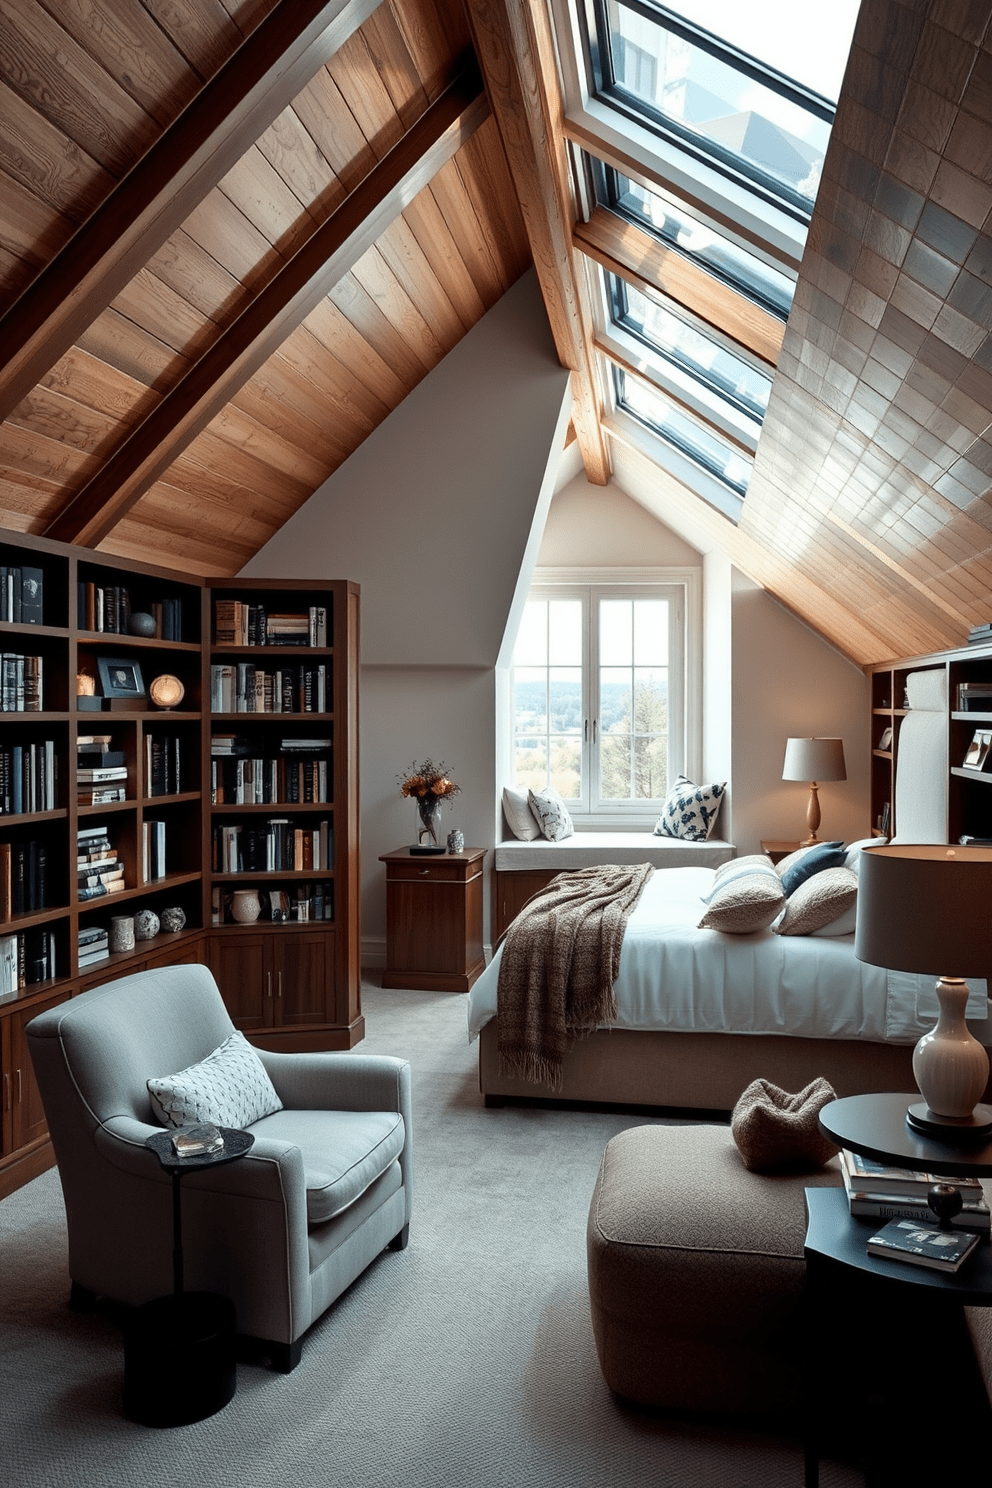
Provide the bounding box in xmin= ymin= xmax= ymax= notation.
xmin=243 ymin=269 xmax=571 ymax=945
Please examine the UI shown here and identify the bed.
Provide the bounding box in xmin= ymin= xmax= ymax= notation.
xmin=467 ymin=862 xmax=992 ymax=1111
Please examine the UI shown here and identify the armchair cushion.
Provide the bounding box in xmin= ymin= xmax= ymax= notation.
xmin=250 ymin=1108 xmax=406 ymax=1223
xmin=147 ymin=1028 xmax=283 ymax=1129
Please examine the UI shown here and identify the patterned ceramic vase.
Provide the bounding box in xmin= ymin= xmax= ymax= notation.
xmin=230 ymin=888 xmax=262 ymax=923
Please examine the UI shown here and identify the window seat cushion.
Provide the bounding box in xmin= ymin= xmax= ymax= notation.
xmin=494 ymin=832 xmax=734 ymax=872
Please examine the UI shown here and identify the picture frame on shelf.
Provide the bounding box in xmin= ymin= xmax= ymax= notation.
xmin=962 ymin=729 xmax=992 ymax=770
xmin=878 ymin=726 xmax=893 ymax=751
xmin=97 ymin=656 xmax=146 ymax=699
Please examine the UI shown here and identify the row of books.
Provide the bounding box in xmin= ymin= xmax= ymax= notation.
xmin=0 ymin=565 xmax=44 ymax=626
xmin=0 ymin=740 xmax=57 ymax=814
xmin=144 ymin=733 xmax=183 ymax=796
xmin=77 ymin=824 xmax=125 ymax=902
xmin=143 ymin=819 xmax=167 ymax=883
xmin=842 ymin=1148 xmax=990 ymax=1276
xmin=77 ymin=584 xmax=187 ymax=640
xmin=0 ymin=838 xmax=47 ymax=917
xmin=1 ymin=653 xmax=42 ymax=711
xmin=210 ymin=752 xmax=330 ymax=805
xmin=212 ymin=819 xmax=332 ymax=873
xmin=211 ymin=881 xmax=333 ymax=923
xmin=0 ymin=926 xmax=56 ymax=999
xmin=210 ymin=662 xmax=329 ymax=713
xmin=214 ymin=601 xmax=328 ymax=647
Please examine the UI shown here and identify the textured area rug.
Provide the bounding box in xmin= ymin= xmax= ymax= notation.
xmin=1 ymin=980 xmax=863 ymax=1487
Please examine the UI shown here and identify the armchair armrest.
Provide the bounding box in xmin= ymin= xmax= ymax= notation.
xmin=95 ymin=1117 xmax=307 ymax=1208
xmin=255 ymin=1050 xmax=411 ymax=1116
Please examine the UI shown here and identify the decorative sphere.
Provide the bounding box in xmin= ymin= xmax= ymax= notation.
xmin=134 ymin=909 xmax=160 ymax=941
xmin=129 ymin=612 xmax=157 ymax=637
xmin=160 ymin=906 xmax=186 ymax=933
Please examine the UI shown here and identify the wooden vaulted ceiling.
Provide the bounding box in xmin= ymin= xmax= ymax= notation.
xmin=0 ymin=0 xmax=990 ymax=668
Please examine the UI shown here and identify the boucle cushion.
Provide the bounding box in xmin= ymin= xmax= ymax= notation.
xmin=779 ymin=840 xmax=845 ymax=894
xmin=698 ymin=862 xmax=786 ymax=934
xmin=654 ymin=774 xmax=726 ymax=841
xmin=731 ymin=1077 xmax=840 ymax=1172
xmin=502 ymin=785 xmax=541 ymax=840
xmin=774 ymin=866 xmax=858 ymax=935
xmin=528 ymin=785 xmax=574 ymax=841
xmin=712 ymin=853 xmax=773 ymax=882
xmin=147 ymin=1029 xmax=283 ymax=1129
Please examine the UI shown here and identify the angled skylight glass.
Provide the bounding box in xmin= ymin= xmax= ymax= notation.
xmin=595 ymin=163 xmax=795 ymax=319
xmin=587 ymin=0 xmax=857 ymax=219
xmin=606 ymin=272 xmax=771 ymax=449
xmin=614 ymin=365 xmax=752 ymax=501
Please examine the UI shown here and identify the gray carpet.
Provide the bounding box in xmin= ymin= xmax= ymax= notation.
xmin=1 ymin=980 xmax=863 ymax=1487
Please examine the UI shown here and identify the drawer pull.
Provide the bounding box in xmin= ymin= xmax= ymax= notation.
xmin=419 ymin=868 xmax=430 ymax=876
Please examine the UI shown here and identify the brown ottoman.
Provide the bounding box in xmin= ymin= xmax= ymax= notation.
xmin=586 ymin=1123 xmax=841 ymax=1416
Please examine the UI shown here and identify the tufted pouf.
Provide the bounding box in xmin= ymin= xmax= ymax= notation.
xmin=586 ymin=1123 xmax=841 ymax=1416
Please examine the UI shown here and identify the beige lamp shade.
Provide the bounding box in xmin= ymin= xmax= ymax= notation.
xmin=855 ymin=844 xmax=992 ymax=1135
xmin=781 ymin=737 xmax=846 ymax=845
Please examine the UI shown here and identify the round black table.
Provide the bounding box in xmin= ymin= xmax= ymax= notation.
xmin=819 ymin=1092 xmax=992 ymax=1178
xmin=123 ymin=1127 xmax=254 ymax=1428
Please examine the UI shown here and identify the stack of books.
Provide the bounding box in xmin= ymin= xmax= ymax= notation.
xmin=966 ymin=621 xmax=992 ymax=648
xmin=77 ymin=924 xmax=109 ymax=968
xmin=77 ymin=735 xmax=127 ymax=805
xmin=77 ymin=824 xmax=125 ymax=900
xmin=840 ymin=1148 xmax=990 ymax=1233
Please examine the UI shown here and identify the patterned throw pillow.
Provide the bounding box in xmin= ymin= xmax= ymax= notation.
xmin=527 ymin=785 xmax=574 ymax=841
xmin=654 ymin=775 xmax=726 ymax=841
xmin=774 ymin=867 xmax=858 ymax=936
xmin=502 ymin=785 xmax=541 ymax=841
xmin=147 ymin=1029 xmax=283 ymax=1129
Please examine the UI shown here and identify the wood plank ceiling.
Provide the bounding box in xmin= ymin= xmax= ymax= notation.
xmin=0 ymin=0 xmax=990 ymax=669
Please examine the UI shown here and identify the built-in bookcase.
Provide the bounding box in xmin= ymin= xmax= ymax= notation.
xmin=0 ymin=529 xmax=361 ymax=1199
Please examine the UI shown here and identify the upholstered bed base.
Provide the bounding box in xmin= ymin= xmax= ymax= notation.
xmin=478 ymin=1018 xmax=960 ymax=1111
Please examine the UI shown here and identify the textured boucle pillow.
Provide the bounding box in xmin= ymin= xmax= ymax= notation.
xmin=147 ymin=1029 xmax=283 ymax=1129
xmin=712 ymin=853 xmax=774 ymax=883
xmin=698 ymin=863 xmax=786 ymax=934
xmin=654 ymin=774 xmax=725 ymax=841
xmin=774 ymin=866 xmax=858 ymax=936
xmin=502 ymin=785 xmax=541 ymax=841
xmin=779 ymin=840 xmax=845 ymax=894
xmin=731 ymin=1077 xmax=840 ymax=1172
xmin=527 ymin=785 xmax=574 ymax=841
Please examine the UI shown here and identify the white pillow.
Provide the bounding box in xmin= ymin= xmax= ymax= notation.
xmin=655 ymin=775 xmax=726 ymax=841
xmin=147 ymin=1029 xmax=283 ymax=1129
xmin=502 ymin=785 xmax=541 ymax=841
xmin=527 ymin=785 xmax=574 ymax=841
xmin=810 ymin=900 xmax=857 ymax=937
xmin=843 ymin=837 xmax=884 ymax=873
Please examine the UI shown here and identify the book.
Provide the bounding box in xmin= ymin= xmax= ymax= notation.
xmin=866 ymin=1218 xmax=981 ymax=1273
xmin=847 ymin=1191 xmax=990 ymax=1233
xmin=840 ymin=1149 xmax=983 ymax=1200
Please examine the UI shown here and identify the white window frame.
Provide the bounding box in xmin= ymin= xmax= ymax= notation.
xmin=511 ymin=566 xmax=701 ymax=828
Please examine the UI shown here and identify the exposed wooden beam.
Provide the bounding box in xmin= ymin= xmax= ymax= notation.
xmin=0 ymin=0 xmax=384 ymax=423
xmin=575 ymin=208 xmax=785 ymax=370
xmin=462 ymin=0 xmax=611 ymax=486
xmin=44 ymin=69 xmax=490 ymax=548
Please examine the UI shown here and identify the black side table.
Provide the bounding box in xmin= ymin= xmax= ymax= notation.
xmin=803 ymin=1095 xmax=992 ymax=1487
xmin=123 ymin=1127 xmax=254 ymax=1428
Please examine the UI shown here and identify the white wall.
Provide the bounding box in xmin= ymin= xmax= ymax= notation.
xmin=242 ymin=269 xmax=572 ymax=960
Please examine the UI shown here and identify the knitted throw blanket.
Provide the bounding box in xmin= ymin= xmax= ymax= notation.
xmin=496 ymin=863 xmax=654 ymax=1092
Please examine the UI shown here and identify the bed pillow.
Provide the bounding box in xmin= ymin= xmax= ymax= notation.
xmin=843 ymin=837 xmax=883 ymax=872
xmin=655 ymin=774 xmax=726 ymax=841
xmin=712 ymin=853 xmax=774 ymax=882
xmin=527 ymin=785 xmax=574 ymax=842
xmin=698 ymin=862 xmax=786 ymax=934
xmin=147 ymin=1029 xmax=283 ymax=1129
xmin=774 ymin=866 xmax=858 ymax=936
xmin=778 ymin=840 xmax=845 ymax=895
xmin=502 ymin=785 xmax=541 ymax=841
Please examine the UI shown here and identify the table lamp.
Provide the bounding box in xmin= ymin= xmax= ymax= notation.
xmin=782 ymin=737 xmax=846 ymax=846
xmin=854 ymin=843 xmax=992 ymax=1140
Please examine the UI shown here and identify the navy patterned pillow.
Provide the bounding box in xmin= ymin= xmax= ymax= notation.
xmin=654 ymin=774 xmax=726 ymax=842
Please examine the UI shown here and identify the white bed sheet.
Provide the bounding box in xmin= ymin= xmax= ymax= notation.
xmin=467 ymin=867 xmax=989 ymax=1046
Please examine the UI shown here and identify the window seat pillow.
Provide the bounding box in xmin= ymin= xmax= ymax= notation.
xmin=494 ymin=832 xmax=734 ymax=872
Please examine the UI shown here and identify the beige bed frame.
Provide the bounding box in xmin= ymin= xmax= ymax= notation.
xmin=478 ymin=1017 xmax=992 ymax=1112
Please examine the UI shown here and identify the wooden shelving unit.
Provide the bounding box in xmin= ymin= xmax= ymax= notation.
xmin=0 ymin=529 xmax=361 ymax=1198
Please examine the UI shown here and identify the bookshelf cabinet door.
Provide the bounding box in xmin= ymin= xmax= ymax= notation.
xmin=8 ymin=991 xmax=70 ymax=1151
xmin=206 ymin=933 xmax=271 ymax=1031
xmin=272 ymin=930 xmax=333 ymax=1027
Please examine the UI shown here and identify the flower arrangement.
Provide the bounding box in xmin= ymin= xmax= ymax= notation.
xmin=398 ymin=758 xmax=461 ymax=846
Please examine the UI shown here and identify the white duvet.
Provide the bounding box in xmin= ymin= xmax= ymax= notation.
xmin=467 ymin=867 xmax=989 ymax=1046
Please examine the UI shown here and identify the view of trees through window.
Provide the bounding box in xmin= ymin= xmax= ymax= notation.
xmin=512 ymin=594 xmax=671 ymax=808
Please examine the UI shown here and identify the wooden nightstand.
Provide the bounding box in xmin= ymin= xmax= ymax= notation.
xmin=760 ymin=839 xmax=800 ymax=864
xmin=379 ymin=847 xmax=486 ymax=992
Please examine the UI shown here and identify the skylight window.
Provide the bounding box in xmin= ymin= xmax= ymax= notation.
xmin=614 ymin=366 xmax=752 ymax=503
xmin=588 ymin=1 xmax=855 ymax=218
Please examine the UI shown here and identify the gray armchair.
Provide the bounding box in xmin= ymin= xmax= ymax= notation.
xmin=27 ymin=963 xmax=412 ymax=1372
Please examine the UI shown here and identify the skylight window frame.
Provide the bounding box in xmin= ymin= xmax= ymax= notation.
xmin=586 ymin=0 xmax=835 ymax=222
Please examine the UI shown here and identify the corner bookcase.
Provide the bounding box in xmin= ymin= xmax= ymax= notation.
xmin=0 ymin=528 xmax=361 ymax=1198
xmin=868 ymin=640 xmax=992 ymax=844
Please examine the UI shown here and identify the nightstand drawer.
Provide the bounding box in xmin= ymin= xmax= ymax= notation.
xmin=384 ymin=854 xmax=483 ymax=885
